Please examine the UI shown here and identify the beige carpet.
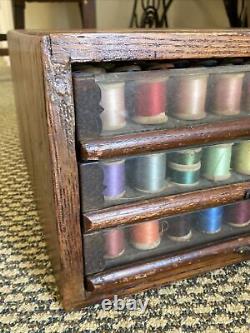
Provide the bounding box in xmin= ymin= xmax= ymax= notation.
xmin=0 ymin=59 xmax=249 ymax=333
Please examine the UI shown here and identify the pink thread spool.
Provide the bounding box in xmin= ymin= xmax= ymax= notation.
xmin=171 ymin=73 xmax=208 ymax=120
xmin=210 ymin=72 xmax=244 ymax=116
xmin=224 ymin=201 xmax=250 ymax=227
xmin=104 ymin=229 xmax=125 ymax=259
xmin=242 ymin=72 xmax=250 ymax=113
xmin=130 ymin=220 xmax=161 ymax=250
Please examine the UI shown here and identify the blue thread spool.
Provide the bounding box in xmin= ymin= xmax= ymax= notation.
xmin=197 ymin=207 xmax=223 ymax=234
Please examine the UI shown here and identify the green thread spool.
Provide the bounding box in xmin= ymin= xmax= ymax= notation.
xmin=134 ymin=152 xmax=167 ymax=193
xmin=168 ymin=162 xmax=201 ymax=186
xmin=233 ymin=140 xmax=250 ymax=175
xmin=170 ymin=148 xmax=202 ymax=165
xmin=202 ymin=143 xmax=233 ymax=181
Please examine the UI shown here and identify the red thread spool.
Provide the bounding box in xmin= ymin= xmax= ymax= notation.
xmin=130 ymin=220 xmax=161 ymax=250
xmin=133 ymin=77 xmax=168 ymax=124
xmin=210 ymin=72 xmax=244 ymax=116
xmin=224 ymin=201 xmax=250 ymax=227
xmin=171 ymin=74 xmax=208 ymax=120
xmin=104 ymin=229 xmax=125 ymax=259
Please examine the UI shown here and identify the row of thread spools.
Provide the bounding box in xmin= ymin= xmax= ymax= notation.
xmin=85 ymin=64 xmax=250 ymax=131
xmin=102 ymin=141 xmax=250 ymax=200
xmin=104 ymin=201 xmax=250 ymax=259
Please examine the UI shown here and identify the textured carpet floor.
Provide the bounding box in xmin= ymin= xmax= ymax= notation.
xmin=0 ymin=59 xmax=249 ymax=333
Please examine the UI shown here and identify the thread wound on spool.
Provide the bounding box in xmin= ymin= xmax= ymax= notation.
xmin=210 ymin=72 xmax=244 ymax=116
xmin=133 ymin=77 xmax=168 ymax=124
xmin=233 ymin=141 xmax=250 ymax=176
xmin=99 ymin=81 xmax=127 ymax=130
xmin=168 ymin=162 xmax=201 ymax=186
xmin=171 ymin=74 xmax=208 ymax=120
xmin=134 ymin=152 xmax=167 ymax=193
xmin=102 ymin=160 xmax=125 ymax=200
xmin=130 ymin=220 xmax=161 ymax=250
xmin=202 ymin=143 xmax=233 ymax=181
xmin=167 ymin=217 xmax=192 ymax=242
xmin=225 ymin=201 xmax=250 ymax=227
xmin=104 ymin=229 xmax=125 ymax=259
xmin=170 ymin=148 xmax=202 ymax=165
xmin=197 ymin=207 xmax=223 ymax=234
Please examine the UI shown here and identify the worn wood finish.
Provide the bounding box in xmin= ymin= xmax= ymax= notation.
xmin=8 ymin=29 xmax=250 ymax=310
xmin=86 ymin=235 xmax=250 ymax=292
xmin=50 ymin=30 xmax=250 ymax=63
xmin=80 ymin=117 xmax=250 ymax=160
xmin=83 ymin=182 xmax=250 ymax=231
xmin=8 ymin=31 xmax=84 ymax=310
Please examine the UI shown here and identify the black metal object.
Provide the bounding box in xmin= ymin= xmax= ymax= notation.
xmin=130 ymin=0 xmax=174 ymax=28
xmin=223 ymin=0 xmax=248 ymax=27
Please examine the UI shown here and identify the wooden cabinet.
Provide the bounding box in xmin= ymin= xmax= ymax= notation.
xmin=8 ymin=30 xmax=250 ymax=310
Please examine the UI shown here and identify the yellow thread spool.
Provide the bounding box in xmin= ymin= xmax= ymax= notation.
xmin=233 ymin=140 xmax=250 ymax=175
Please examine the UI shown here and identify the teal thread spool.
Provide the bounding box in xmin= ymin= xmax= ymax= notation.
xmin=202 ymin=143 xmax=233 ymax=181
xmin=170 ymin=148 xmax=202 ymax=165
xmin=168 ymin=162 xmax=201 ymax=186
xmin=134 ymin=152 xmax=167 ymax=193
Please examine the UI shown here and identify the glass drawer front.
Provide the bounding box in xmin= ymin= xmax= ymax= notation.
xmin=73 ymin=63 xmax=250 ymax=140
xmin=83 ymin=200 xmax=250 ymax=275
xmin=79 ymin=140 xmax=250 ymax=212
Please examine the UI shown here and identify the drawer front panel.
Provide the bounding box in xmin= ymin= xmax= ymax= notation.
xmin=79 ymin=140 xmax=250 ymax=212
xmin=83 ymin=199 xmax=250 ymax=275
xmin=73 ymin=63 xmax=250 ymax=155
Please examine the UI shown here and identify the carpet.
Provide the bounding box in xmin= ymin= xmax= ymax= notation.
xmin=0 ymin=59 xmax=249 ymax=333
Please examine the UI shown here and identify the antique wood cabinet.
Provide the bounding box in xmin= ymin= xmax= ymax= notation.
xmin=8 ymin=30 xmax=250 ymax=310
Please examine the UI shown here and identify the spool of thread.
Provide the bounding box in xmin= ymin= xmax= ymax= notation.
xmin=102 ymin=160 xmax=125 ymax=200
xmin=134 ymin=152 xmax=167 ymax=193
xmin=202 ymin=143 xmax=233 ymax=181
xmin=170 ymin=148 xmax=202 ymax=165
xmin=242 ymin=72 xmax=250 ymax=113
xmin=233 ymin=141 xmax=250 ymax=175
xmin=81 ymin=65 xmax=106 ymax=75
xmin=99 ymin=81 xmax=127 ymax=130
xmin=171 ymin=74 xmax=208 ymax=120
xmin=225 ymin=201 xmax=250 ymax=227
xmin=104 ymin=229 xmax=125 ymax=259
xmin=114 ymin=65 xmax=141 ymax=72
xmin=133 ymin=77 xmax=168 ymax=124
xmin=168 ymin=162 xmax=201 ymax=186
xmin=130 ymin=220 xmax=161 ymax=250
xmin=210 ymin=72 xmax=244 ymax=116
xmin=197 ymin=207 xmax=223 ymax=234
xmin=167 ymin=217 xmax=192 ymax=242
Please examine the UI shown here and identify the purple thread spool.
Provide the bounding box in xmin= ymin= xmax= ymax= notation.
xmin=225 ymin=201 xmax=250 ymax=227
xmin=102 ymin=160 xmax=125 ymax=200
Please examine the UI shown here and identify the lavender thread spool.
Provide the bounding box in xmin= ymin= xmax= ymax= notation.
xmin=225 ymin=201 xmax=250 ymax=227
xmin=102 ymin=160 xmax=125 ymax=200
xmin=104 ymin=228 xmax=125 ymax=259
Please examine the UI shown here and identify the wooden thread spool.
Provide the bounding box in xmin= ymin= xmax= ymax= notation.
xmin=130 ymin=220 xmax=161 ymax=250
xmin=233 ymin=140 xmax=250 ymax=176
xmin=167 ymin=217 xmax=192 ymax=242
xmin=133 ymin=77 xmax=168 ymax=124
xmin=210 ymin=72 xmax=244 ymax=116
xmin=104 ymin=229 xmax=125 ymax=259
xmin=171 ymin=73 xmax=208 ymax=120
xmin=99 ymin=81 xmax=127 ymax=130
xmin=168 ymin=162 xmax=201 ymax=186
xmin=202 ymin=143 xmax=233 ymax=181
xmin=134 ymin=152 xmax=167 ymax=193
xmin=225 ymin=201 xmax=250 ymax=227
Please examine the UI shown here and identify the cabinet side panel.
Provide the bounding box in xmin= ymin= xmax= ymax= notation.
xmin=8 ymin=31 xmax=84 ymax=309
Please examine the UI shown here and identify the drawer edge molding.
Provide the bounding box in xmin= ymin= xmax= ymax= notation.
xmin=86 ymin=234 xmax=250 ymax=292
xmin=80 ymin=117 xmax=250 ymax=160
xmin=83 ymin=182 xmax=250 ymax=231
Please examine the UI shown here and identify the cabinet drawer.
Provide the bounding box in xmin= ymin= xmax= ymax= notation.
xmin=79 ymin=140 xmax=250 ymax=212
xmin=83 ymin=199 xmax=250 ymax=276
